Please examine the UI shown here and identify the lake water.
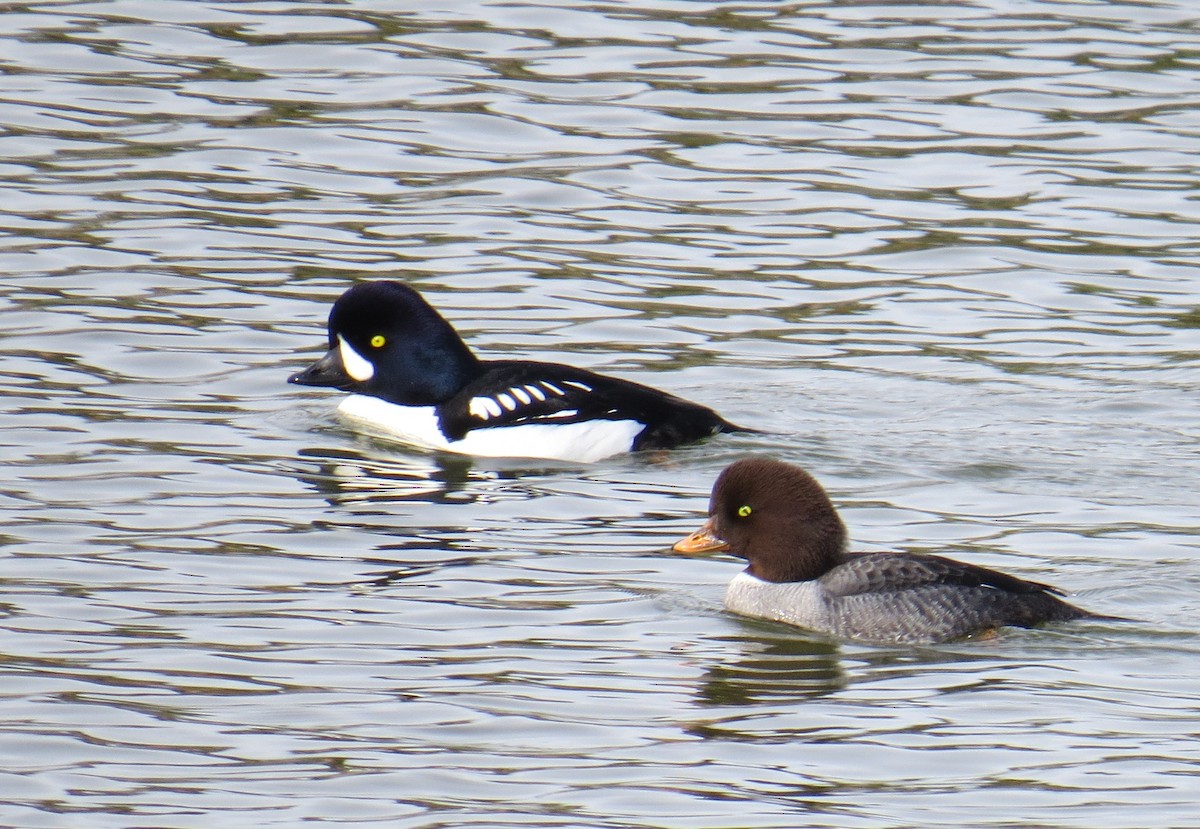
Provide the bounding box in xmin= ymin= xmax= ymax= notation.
xmin=2 ymin=1 xmax=1198 ymax=826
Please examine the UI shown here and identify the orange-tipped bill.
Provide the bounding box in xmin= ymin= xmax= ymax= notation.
xmin=673 ymin=518 xmax=730 ymax=554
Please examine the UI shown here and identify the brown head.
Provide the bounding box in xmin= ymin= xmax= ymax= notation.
xmin=673 ymin=458 xmax=848 ymax=582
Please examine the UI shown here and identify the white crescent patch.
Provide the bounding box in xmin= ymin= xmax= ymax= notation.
xmin=338 ymin=335 xmax=375 ymax=382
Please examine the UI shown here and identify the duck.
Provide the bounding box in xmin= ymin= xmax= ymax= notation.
xmin=674 ymin=457 xmax=1115 ymax=644
xmin=288 ymin=280 xmax=749 ymax=462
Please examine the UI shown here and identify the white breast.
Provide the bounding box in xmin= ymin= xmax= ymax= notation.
xmin=724 ymin=571 xmax=831 ymax=631
xmin=336 ymin=395 xmax=643 ymax=463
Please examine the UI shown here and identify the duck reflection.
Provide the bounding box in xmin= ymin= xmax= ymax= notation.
xmin=291 ymin=436 xmax=578 ymax=509
xmin=293 ymin=443 xmax=480 ymax=506
xmin=696 ymin=623 xmax=846 ymax=705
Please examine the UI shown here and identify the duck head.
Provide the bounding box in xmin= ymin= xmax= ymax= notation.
xmin=674 ymin=458 xmax=848 ymax=582
xmin=289 ymin=281 xmax=481 ymax=405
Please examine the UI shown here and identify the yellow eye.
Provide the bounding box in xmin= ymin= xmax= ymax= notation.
xmin=737 ymin=505 xmax=752 ymax=518
xmin=370 ymin=335 xmax=386 ymax=348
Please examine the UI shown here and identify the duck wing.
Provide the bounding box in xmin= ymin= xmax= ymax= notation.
xmin=437 ymin=360 xmax=736 ymax=447
xmin=820 ymin=552 xmax=1067 ymax=599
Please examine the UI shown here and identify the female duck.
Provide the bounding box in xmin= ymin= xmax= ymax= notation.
xmin=675 ymin=458 xmax=1114 ymax=644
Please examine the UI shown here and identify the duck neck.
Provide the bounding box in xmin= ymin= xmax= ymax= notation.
xmin=745 ymin=518 xmax=847 ymax=583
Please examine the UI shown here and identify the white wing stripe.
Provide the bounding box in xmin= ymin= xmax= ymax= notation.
xmin=468 ymin=396 xmax=503 ymax=420
xmin=469 ymin=379 xmax=596 ymax=422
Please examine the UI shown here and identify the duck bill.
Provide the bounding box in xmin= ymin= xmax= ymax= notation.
xmin=288 ymin=347 xmax=355 ymax=389
xmin=673 ymin=518 xmax=730 ymax=554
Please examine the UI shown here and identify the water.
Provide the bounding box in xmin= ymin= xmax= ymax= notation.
xmin=2 ymin=1 xmax=1198 ymax=826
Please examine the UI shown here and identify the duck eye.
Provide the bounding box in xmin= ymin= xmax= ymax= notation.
xmin=370 ymin=335 xmax=386 ymax=348
xmin=737 ymin=505 xmax=752 ymax=518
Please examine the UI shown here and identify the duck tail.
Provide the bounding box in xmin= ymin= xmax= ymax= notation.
xmin=717 ymin=418 xmax=763 ymax=435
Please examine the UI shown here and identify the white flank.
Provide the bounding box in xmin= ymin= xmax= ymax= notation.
xmin=562 ymin=380 xmax=592 ymax=392
xmin=496 ymin=393 xmax=517 ymax=411
xmin=337 ymin=395 xmax=642 ymax=463
xmin=337 ymin=335 xmax=374 ymax=382
xmin=539 ymin=380 xmax=564 ymax=396
xmin=524 ymin=384 xmax=546 ymax=402
xmin=510 ymin=387 xmax=531 ymax=405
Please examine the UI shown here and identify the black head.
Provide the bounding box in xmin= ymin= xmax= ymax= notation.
xmin=676 ymin=458 xmax=848 ymax=582
xmin=288 ymin=281 xmax=481 ymax=405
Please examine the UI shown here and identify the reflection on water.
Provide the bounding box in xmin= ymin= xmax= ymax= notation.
xmin=695 ymin=628 xmax=846 ymax=706
xmin=295 ymin=444 xmax=487 ymax=505
xmin=2 ymin=0 xmax=1199 ymax=826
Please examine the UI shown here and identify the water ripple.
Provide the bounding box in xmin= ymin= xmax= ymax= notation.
xmin=1 ymin=0 xmax=1198 ymax=826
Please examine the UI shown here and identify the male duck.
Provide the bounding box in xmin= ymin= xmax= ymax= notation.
xmin=289 ymin=281 xmax=747 ymax=462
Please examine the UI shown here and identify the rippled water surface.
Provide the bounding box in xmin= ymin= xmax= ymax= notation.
xmin=3 ymin=0 xmax=1199 ymax=826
